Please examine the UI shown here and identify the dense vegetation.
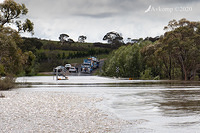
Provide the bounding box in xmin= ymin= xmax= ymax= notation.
xmin=20 ymin=38 xmax=112 ymax=72
xmin=101 ymin=40 xmax=150 ymax=78
xmin=0 ymin=0 xmax=35 ymax=90
xmin=1 ymin=0 xmax=200 ymax=91
xmin=102 ymin=18 xmax=200 ymax=81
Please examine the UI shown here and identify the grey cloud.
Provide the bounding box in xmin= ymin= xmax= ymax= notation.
xmin=74 ymin=12 xmax=118 ymax=18
xmin=141 ymin=0 xmax=200 ymax=7
xmin=17 ymin=0 xmax=200 ymax=42
xmin=20 ymin=0 xmax=149 ymax=19
xmin=157 ymin=0 xmax=200 ymax=4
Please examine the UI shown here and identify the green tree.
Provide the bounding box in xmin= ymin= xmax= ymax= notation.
xmin=162 ymin=18 xmax=200 ymax=80
xmin=102 ymin=44 xmax=142 ymax=78
xmin=59 ymin=34 xmax=69 ymax=43
xmin=0 ymin=0 xmax=35 ymax=76
xmin=20 ymin=37 xmax=43 ymax=53
xmin=0 ymin=27 xmax=36 ymax=76
xmin=103 ymin=31 xmax=124 ymax=48
xmin=0 ymin=27 xmax=24 ymax=75
xmin=23 ymin=51 xmax=36 ymax=75
xmin=0 ymin=0 xmax=34 ymax=34
xmin=141 ymin=42 xmax=172 ymax=79
xmin=142 ymin=19 xmax=200 ymax=80
xmin=78 ymin=35 xmax=87 ymax=43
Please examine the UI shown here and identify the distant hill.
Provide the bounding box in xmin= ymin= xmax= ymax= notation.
xmin=20 ymin=37 xmax=112 ymax=72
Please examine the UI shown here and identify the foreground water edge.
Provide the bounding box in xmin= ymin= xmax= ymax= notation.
xmin=11 ymin=76 xmax=200 ymax=132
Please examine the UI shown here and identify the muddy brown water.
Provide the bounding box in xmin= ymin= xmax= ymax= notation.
xmin=16 ymin=76 xmax=200 ymax=132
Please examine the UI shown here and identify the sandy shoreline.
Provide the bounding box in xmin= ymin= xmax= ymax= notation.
xmin=0 ymin=91 xmax=133 ymax=133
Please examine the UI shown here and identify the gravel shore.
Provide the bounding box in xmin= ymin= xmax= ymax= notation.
xmin=0 ymin=91 xmax=133 ymax=133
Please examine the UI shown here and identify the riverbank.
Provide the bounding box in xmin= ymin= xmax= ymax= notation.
xmin=0 ymin=91 xmax=133 ymax=132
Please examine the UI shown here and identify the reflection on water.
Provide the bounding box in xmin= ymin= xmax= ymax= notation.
xmin=159 ymin=90 xmax=200 ymax=117
xmin=16 ymin=76 xmax=200 ymax=133
xmin=168 ymin=121 xmax=200 ymax=128
xmin=110 ymin=88 xmax=200 ymax=132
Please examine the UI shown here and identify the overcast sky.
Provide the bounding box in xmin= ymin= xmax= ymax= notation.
xmin=2 ymin=0 xmax=200 ymax=42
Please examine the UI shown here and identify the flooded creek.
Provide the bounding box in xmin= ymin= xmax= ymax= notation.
xmin=16 ymin=76 xmax=200 ymax=132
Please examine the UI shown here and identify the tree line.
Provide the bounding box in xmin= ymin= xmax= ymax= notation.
xmin=0 ymin=0 xmax=35 ymax=89
xmin=1 ymin=0 xmax=200 ymax=83
xmin=0 ymin=0 xmax=112 ymax=90
xmin=102 ymin=18 xmax=200 ymax=81
xmin=0 ymin=0 xmax=35 ymax=76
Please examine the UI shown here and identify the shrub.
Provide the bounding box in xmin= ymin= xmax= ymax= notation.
xmin=0 ymin=93 xmax=5 ymax=98
xmin=0 ymin=64 xmax=5 ymax=75
xmin=0 ymin=76 xmax=16 ymax=90
xmin=140 ymin=68 xmax=153 ymax=80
